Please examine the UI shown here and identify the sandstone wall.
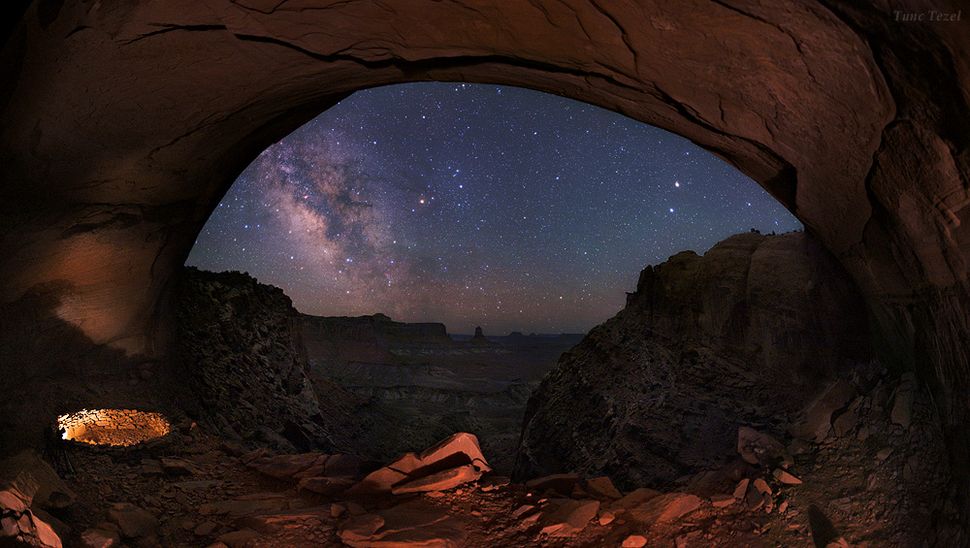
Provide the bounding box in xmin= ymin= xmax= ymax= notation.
xmin=1 ymin=0 xmax=969 ymax=518
xmin=174 ymin=268 xmax=340 ymax=452
xmin=515 ymin=232 xmax=871 ymax=488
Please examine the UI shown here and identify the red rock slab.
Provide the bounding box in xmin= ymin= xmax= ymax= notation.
xmin=351 ymin=433 xmax=490 ymax=494
xmin=711 ymin=494 xmax=735 ymax=508
xmin=390 ymin=464 xmax=482 ymax=495
xmin=0 ymin=488 xmax=30 ymax=513
xmin=339 ymin=500 xmax=467 ymax=547
xmin=622 ymin=535 xmax=648 ymax=548
xmin=413 ymin=433 xmax=491 ymax=473
xmin=583 ymin=476 xmax=622 ymax=499
xmin=236 ymin=507 xmax=334 ymax=534
xmin=732 ymin=479 xmax=750 ymax=500
xmin=347 ymin=467 xmax=410 ymax=495
xmin=538 ymin=499 xmax=600 ymax=537
xmin=609 ymin=487 xmax=661 ymax=512
xmin=772 ymin=469 xmax=802 ymax=485
xmin=628 ymin=493 xmax=702 ymax=524
xmin=246 ymin=453 xmax=329 ymax=481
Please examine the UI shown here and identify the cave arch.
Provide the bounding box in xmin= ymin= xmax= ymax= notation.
xmin=1 ymin=0 xmax=968 ymax=512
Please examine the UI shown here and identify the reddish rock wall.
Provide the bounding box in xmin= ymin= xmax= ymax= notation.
xmin=515 ymin=232 xmax=871 ymax=487
xmin=0 ymin=0 xmax=968 ymax=515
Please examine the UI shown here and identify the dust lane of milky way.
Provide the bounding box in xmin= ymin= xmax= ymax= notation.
xmin=186 ymin=83 xmax=802 ymax=334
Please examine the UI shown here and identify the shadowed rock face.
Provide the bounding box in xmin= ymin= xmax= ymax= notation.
xmin=0 ymin=0 xmax=968 ymax=515
xmin=175 ymin=268 xmax=341 ymax=452
xmin=515 ymin=232 xmax=870 ymax=487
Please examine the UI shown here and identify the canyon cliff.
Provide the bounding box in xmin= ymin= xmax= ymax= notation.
xmin=175 ymin=268 xmax=347 ymax=452
xmin=516 ymin=232 xmax=872 ymax=488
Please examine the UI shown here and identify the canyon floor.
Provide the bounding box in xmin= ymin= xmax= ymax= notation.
xmin=307 ymin=331 xmax=583 ymax=473
xmin=4 ymin=369 xmax=958 ymax=548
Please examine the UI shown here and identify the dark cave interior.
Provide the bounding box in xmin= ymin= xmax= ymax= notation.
xmin=1 ymin=1 xmax=969 ymax=547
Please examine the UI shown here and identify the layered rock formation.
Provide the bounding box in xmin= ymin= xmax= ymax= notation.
xmin=516 ymin=232 xmax=871 ymax=488
xmin=2 ymin=0 xmax=969 ymax=521
xmin=299 ymin=314 xmax=451 ymax=367
xmin=175 ymin=268 xmax=343 ymax=452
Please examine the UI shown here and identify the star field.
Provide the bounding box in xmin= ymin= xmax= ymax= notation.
xmin=186 ymin=83 xmax=801 ymax=334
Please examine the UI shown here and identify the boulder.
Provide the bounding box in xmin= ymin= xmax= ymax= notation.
xmin=0 ymin=480 xmax=62 ymax=547
xmin=584 ymin=477 xmax=622 ymax=499
xmin=350 ymin=433 xmax=490 ymax=494
xmin=0 ymin=451 xmax=75 ymax=510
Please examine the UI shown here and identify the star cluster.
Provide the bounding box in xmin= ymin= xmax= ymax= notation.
xmin=186 ymin=83 xmax=801 ymax=334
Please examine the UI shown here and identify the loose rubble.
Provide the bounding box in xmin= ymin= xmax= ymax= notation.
xmin=0 ymin=366 xmax=960 ymax=547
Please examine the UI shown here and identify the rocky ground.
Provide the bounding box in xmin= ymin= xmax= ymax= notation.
xmin=2 ymin=366 xmax=960 ymax=547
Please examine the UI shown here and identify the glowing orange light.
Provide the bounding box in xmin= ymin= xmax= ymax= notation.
xmin=57 ymin=409 xmax=171 ymax=447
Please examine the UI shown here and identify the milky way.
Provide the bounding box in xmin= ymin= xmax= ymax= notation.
xmin=186 ymin=83 xmax=801 ymax=334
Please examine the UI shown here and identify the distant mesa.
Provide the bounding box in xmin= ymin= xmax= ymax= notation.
xmin=471 ymin=326 xmax=490 ymax=345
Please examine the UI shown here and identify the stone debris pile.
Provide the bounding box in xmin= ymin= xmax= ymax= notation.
xmin=0 ymin=451 xmax=75 ymax=547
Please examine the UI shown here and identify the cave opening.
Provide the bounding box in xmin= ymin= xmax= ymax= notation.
xmin=3 ymin=2 xmax=968 ymax=545
xmin=180 ymin=81 xmax=804 ymax=475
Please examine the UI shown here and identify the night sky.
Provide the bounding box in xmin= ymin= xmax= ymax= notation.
xmin=187 ymin=83 xmax=801 ymax=334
